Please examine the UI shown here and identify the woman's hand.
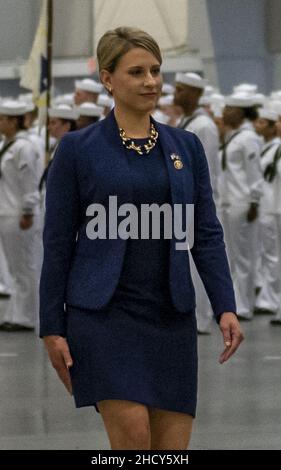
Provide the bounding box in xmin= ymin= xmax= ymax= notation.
xmin=43 ymin=335 xmax=73 ymax=395
xmin=219 ymin=312 xmax=244 ymax=364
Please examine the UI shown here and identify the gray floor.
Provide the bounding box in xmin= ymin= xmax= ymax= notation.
xmin=0 ymin=314 xmax=280 ymax=450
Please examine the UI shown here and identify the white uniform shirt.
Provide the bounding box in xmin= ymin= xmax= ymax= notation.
xmin=267 ymin=137 xmax=281 ymax=214
xmin=27 ymin=127 xmax=45 ymax=177
xmin=260 ymin=138 xmax=281 ymax=214
xmin=219 ymin=122 xmax=263 ymax=207
xmin=0 ymin=131 xmax=41 ymax=216
xmin=180 ymin=108 xmax=220 ymax=200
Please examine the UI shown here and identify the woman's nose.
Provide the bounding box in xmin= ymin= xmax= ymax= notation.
xmin=144 ymin=73 xmax=156 ymax=86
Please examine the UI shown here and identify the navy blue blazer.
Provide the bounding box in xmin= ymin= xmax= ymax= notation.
xmin=39 ymin=110 xmax=236 ymax=337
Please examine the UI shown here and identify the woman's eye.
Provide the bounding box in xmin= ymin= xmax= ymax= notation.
xmin=130 ymin=70 xmax=142 ymax=75
xmin=152 ymin=69 xmax=160 ymax=75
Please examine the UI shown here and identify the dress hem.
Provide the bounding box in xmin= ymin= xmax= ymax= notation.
xmin=73 ymin=395 xmax=196 ymax=418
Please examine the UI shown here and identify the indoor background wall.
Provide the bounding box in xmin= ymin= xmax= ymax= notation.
xmin=266 ymin=0 xmax=281 ymax=90
xmin=0 ymin=0 xmax=280 ymax=97
xmin=206 ymin=0 xmax=273 ymax=93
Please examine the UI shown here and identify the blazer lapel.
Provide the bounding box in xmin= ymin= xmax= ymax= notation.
xmin=153 ymin=118 xmax=193 ymax=206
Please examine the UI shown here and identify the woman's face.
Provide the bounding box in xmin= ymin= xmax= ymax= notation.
xmin=101 ymin=47 xmax=162 ymax=114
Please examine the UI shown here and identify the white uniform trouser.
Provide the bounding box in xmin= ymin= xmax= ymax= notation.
xmin=254 ymin=218 xmax=263 ymax=290
xmin=273 ymin=215 xmax=281 ymax=321
xmin=255 ymin=213 xmax=280 ymax=312
xmin=0 ymin=215 xmax=40 ymax=327
xmin=0 ymin=234 xmax=12 ymax=295
xmin=221 ymin=205 xmax=257 ymax=319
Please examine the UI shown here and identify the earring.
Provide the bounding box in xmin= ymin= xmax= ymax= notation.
xmin=107 ymin=86 xmax=112 ymax=94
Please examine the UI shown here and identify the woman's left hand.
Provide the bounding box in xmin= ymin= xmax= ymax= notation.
xmin=218 ymin=312 xmax=244 ymax=364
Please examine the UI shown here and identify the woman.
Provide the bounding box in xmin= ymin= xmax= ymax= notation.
xmin=40 ymin=27 xmax=244 ymax=450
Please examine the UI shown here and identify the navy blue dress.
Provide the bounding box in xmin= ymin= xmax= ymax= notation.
xmin=66 ymin=139 xmax=198 ymax=417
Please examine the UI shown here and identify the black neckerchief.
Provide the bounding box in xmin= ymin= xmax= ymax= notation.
xmin=220 ymin=130 xmax=246 ymax=171
xmin=263 ymin=144 xmax=281 ymax=183
xmin=0 ymin=140 xmax=16 ymax=177
xmin=261 ymin=143 xmax=277 ymax=157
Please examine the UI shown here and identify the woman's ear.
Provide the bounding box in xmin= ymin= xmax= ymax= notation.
xmin=100 ymin=70 xmax=113 ymax=95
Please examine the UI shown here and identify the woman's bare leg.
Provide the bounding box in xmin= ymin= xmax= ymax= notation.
xmin=148 ymin=407 xmax=193 ymax=450
xmin=97 ymin=399 xmax=151 ymax=450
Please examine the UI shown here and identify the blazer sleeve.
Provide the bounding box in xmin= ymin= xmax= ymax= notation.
xmin=39 ymin=134 xmax=80 ymax=337
xmin=190 ymin=134 xmax=236 ymax=321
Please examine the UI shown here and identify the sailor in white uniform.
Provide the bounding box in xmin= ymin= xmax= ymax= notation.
xmin=270 ymin=148 xmax=281 ymax=326
xmin=0 ymin=100 xmax=41 ymax=331
xmin=39 ymin=105 xmax=78 ymax=211
xmin=174 ymin=72 xmax=220 ymax=333
xmin=253 ymin=109 xmax=281 ymax=316
xmin=219 ymin=93 xmax=263 ymax=321
xmin=174 ymin=73 xmax=220 ymax=200
xmin=74 ymin=78 xmax=104 ymax=106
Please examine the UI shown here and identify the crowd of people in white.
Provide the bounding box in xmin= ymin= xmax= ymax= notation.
xmin=0 ymin=73 xmax=281 ymax=333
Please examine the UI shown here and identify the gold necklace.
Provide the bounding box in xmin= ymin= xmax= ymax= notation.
xmin=119 ymin=123 xmax=158 ymax=155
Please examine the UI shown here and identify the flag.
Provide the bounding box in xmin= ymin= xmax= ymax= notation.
xmin=20 ymin=0 xmax=48 ymax=129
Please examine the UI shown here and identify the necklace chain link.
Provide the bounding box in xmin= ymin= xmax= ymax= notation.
xmin=119 ymin=123 xmax=158 ymax=155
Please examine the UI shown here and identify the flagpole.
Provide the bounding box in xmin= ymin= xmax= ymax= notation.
xmin=45 ymin=0 xmax=53 ymax=165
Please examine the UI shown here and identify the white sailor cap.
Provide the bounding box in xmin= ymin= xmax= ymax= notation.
xmin=158 ymin=94 xmax=174 ymax=106
xmin=17 ymin=93 xmax=36 ymax=112
xmin=25 ymin=102 xmax=36 ymax=113
xmin=75 ymin=102 xmax=104 ymax=118
xmin=0 ymin=100 xmax=27 ymax=116
xmin=224 ymin=93 xmax=256 ymax=108
xmin=251 ymin=93 xmax=266 ymax=106
xmin=204 ymin=85 xmax=216 ymax=96
xmin=75 ymin=78 xmax=103 ymax=94
xmin=199 ymin=87 xmax=219 ymax=106
xmin=18 ymin=93 xmax=33 ymax=104
xmin=97 ymin=93 xmax=114 ymax=109
xmin=151 ymin=109 xmax=170 ymax=125
xmin=268 ymin=100 xmax=281 ymax=117
xmin=175 ymin=72 xmax=208 ymax=89
xmin=209 ymin=93 xmax=225 ymax=105
xmin=258 ymin=108 xmax=278 ymax=122
xmin=48 ymin=105 xmax=78 ymax=120
xmin=162 ymin=83 xmax=175 ymax=95
xmin=233 ymin=83 xmax=258 ymax=95
xmin=199 ymin=95 xmax=211 ymax=106
xmin=53 ymin=93 xmax=74 ymax=106
xmin=270 ymin=91 xmax=281 ymax=101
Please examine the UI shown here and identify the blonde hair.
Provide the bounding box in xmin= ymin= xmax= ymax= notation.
xmin=97 ymin=26 xmax=162 ymax=74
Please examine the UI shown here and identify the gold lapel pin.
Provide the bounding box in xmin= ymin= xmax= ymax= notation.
xmin=170 ymin=153 xmax=183 ymax=170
